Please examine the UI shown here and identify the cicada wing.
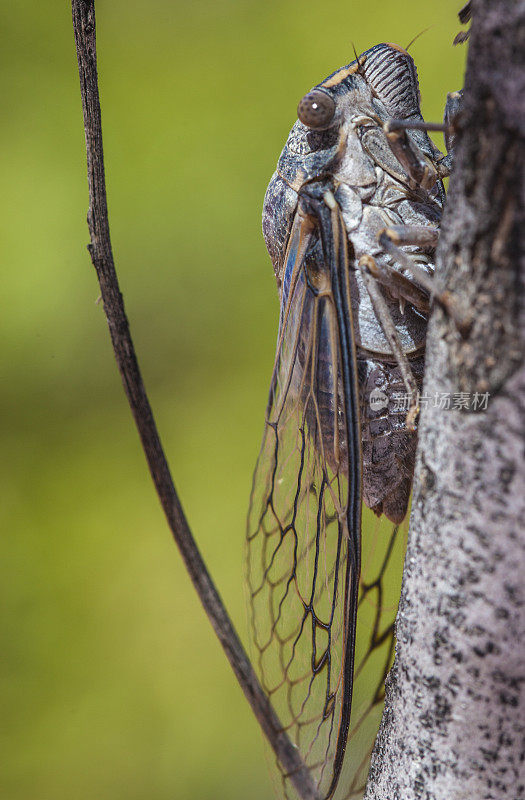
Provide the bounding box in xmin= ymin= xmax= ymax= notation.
xmin=247 ymin=198 xmax=408 ymax=800
xmin=338 ymin=510 xmax=408 ymax=798
xmin=247 ymin=201 xmax=361 ymax=800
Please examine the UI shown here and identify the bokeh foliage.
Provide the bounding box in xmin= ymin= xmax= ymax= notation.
xmin=1 ymin=3 xmax=465 ymax=798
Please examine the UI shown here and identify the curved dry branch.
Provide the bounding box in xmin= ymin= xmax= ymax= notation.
xmin=70 ymin=2 xmax=320 ymax=798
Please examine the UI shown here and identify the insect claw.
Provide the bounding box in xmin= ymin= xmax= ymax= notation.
xmin=458 ymin=0 xmax=472 ymax=24
xmin=453 ymin=30 xmax=470 ymax=45
xmin=435 ymin=290 xmax=474 ymax=337
xmin=455 ymin=1 xmax=471 ymax=44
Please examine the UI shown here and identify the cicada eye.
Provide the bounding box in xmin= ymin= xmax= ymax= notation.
xmin=297 ymin=90 xmax=336 ymax=129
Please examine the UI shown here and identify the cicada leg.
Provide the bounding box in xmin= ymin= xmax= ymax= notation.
xmin=383 ymin=88 xmax=463 ymax=184
xmin=454 ymin=1 xmax=472 ymax=44
xmin=443 ymin=89 xmax=463 ymax=156
xmin=358 ymin=255 xmax=421 ymax=430
xmin=378 ymin=226 xmax=473 ymax=336
xmin=383 ymin=119 xmax=453 ymax=183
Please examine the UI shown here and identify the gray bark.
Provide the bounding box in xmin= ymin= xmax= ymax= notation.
xmin=365 ymin=2 xmax=525 ymax=799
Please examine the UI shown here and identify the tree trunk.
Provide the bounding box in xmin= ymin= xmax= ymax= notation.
xmin=365 ymin=2 xmax=525 ymax=798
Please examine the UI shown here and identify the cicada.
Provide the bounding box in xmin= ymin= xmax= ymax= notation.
xmin=246 ymin=43 xmax=458 ymax=799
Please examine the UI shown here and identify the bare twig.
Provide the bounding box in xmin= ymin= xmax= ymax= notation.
xmin=70 ymin=2 xmax=320 ymax=798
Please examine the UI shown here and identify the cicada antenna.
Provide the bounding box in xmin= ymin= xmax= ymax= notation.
xmin=351 ymin=42 xmax=366 ymax=75
xmin=405 ymin=26 xmax=433 ymax=52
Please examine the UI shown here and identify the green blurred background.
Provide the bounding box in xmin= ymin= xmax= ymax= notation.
xmin=1 ymin=3 xmax=466 ymax=799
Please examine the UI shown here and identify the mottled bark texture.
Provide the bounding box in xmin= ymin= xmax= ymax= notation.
xmin=364 ymin=2 xmax=525 ymax=800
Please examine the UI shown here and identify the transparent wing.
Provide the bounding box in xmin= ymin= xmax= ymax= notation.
xmin=339 ymin=509 xmax=408 ymax=799
xmin=246 ymin=200 xmax=407 ymax=800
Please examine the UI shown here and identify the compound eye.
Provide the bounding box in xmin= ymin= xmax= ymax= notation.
xmin=297 ymin=90 xmax=336 ymax=129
